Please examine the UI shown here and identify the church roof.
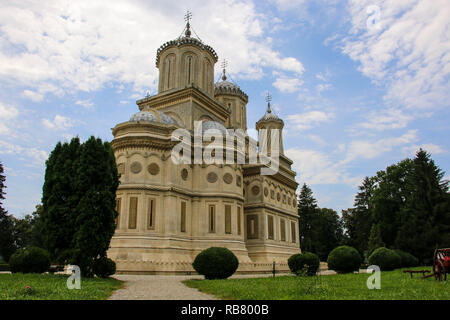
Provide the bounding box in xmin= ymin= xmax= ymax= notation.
xmin=257 ymin=99 xmax=283 ymax=124
xmin=214 ymin=67 xmax=248 ymax=102
xmin=155 ymin=20 xmax=218 ymax=67
xmin=130 ymin=109 xmax=177 ymax=125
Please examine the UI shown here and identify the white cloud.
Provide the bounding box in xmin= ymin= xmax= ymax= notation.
xmin=286 ymin=148 xmax=361 ymax=186
xmin=402 ymin=144 xmax=446 ymax=157
xmin=344 ymin=130 xmax=418 ymax=162
xmin=0 ymin=103 xmax=19 ymax=134
xmin=286 ymin=111 xmax=334 ymax=130
xmin=0 ymin=0 xmax=304 ymax=99
xmin=360 ymin=107 xmax=414 ymax=130
xmin=75 ymin=99 xmax=94 ymax=108
xmin=340 ymin=0 xmax=450 ymax=110
xmin=0 ymin=141 xmax=48 ymax=166
xmin=42 ymin=115 xmax=73 ymax=130
xmin=273 ymin=77 xmax=303 ymax=93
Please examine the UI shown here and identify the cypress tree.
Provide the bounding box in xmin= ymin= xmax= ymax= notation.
xmin=298 ymin=183 xmax=318 ymax=253
xmin=367 ymin=224 xmax=385 ymax=256
xmin=0 ymin=160 xmax=15 ymax=262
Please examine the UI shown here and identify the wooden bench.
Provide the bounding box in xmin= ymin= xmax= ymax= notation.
xmin=403 ymin=270 xmax=430 ymax=279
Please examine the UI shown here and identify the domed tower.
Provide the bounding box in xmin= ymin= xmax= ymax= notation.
xmin=156 ymin=16 xmax=218 ymax=97
xmin=255 ymin=94 xmax=284 ymax=155
xmin=214 ymin=61 xmax=248 ymax=131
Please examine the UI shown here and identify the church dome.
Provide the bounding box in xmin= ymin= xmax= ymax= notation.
xmin=256 ymin=100 xmax=283 ymax=125
xmin=130 ymin=110 xmax=177 ymax=125
xmin=214 ymin=72 xmax=248 ymax=103
xmin=202 ymin=120 xmax=227 ymax=135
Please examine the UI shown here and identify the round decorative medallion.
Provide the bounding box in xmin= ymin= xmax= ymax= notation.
xmin=147 ymin=163 xmax=160 ymax=175
xmin=223 ymin=173 xmax=233 ymax=184
xmin=130 ymin=161 xmax=142 ymax=174
xmin=277 ymin=192 xmax=281 ymax=201
xmin=181 ymin=168 xmax=189 ymax=181
xmin=264 ymin=188 xmax=269 ymax=197
xmin=117 ymin=163 xmax=125 ymax=175
xmin=207 ymin=172 xmax=218 ymax=183
xmin=252 ymin=186 xmax=260 ymax=196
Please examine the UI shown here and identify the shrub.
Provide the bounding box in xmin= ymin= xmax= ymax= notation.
xmin=193 ymin=247 xmax=239 ymax=280
xmin=93 ymin=257 xmax=116 ymax=278
xmin=288 ymin=252 xmax=320 ymax=276
xmin=9 ymin=247 xmax=50 ymax=274
xmin=327 ymin=246 xmax=361 ymax=273
xmin=394 ymin=249 xmax=419 ymax=268
xmin=368 ymin=247 xmax=401 ymax=271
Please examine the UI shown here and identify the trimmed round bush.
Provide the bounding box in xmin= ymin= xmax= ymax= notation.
xmin=394 ymin=249 xmax=419 ymax=268
xmin=93 ymin=257 xmax=116 ymax=278
xmin=9 ymin=247 xmax=50 ymax=274
xmin=327 ymin=246 xmax=361 ymax=273
xmin=288 ymin=252 xmax=320 ymax=276
xmin=368 ymin=247 xmax=401 ymax=271
xmin=193 ymin=247 xmax=239 ymax=280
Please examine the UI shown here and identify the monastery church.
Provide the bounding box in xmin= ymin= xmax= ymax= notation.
xmin=107 ymin=16 xmax=300 ymax=274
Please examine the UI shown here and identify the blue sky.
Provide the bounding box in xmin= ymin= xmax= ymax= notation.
xmin=0 ymin=0 xmax=449 ymax=217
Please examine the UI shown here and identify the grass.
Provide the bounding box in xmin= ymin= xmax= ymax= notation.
xmin=0 ymin=273 xmax=123 ymax=300
xmin=184 ymin=267 xmax=450 ymax=300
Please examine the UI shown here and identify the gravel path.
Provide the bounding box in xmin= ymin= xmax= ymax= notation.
xmin=108 ymin=275 xmax=216 ymax=300
xmin=108 ymin=273 xmax=282 ymax=300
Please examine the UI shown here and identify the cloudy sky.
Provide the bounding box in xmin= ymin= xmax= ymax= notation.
xmin=0 ymin=0 xmax=449 ymax=217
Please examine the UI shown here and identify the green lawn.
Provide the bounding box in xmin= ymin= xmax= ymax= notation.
xmin=0 ymin=273 xmax=123 ymax=300
xmin=184 ymin=267 xmax=449 ymax=300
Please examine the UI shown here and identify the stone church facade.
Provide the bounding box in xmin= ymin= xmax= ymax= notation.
xmin=107 ymin=20 xmax=300 ymax=274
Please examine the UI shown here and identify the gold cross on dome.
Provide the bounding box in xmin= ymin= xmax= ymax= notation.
xmin=265 ymin=92 xmax=272 ymax=103
xmin=184 ymin=10 xmax=192 ymax=23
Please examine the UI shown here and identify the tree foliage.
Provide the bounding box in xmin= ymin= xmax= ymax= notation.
xmin=0 ymin=160 xmax=15 ymax=262
xmin=40 ymin=137 xmax=119 ymax=276
xmin=343 ymin=149 xmax=450 ymax=263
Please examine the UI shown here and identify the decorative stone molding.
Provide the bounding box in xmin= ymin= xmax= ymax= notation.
xmin=251 ymin=186 xmax=260 ymax=196
xmin=264 ymin=187 xmax=269 ymax=197
xmin=130 ymin=161 xmax=142 ymax=174
xmin=223 ymin=173 xmax=233 ymax=184
xmin=148 ymin=163 xmax=160 ymax=175
xmin=181 ymin=168 xmax=189 ymax=181
xmin=207 ymin=172 xmax=218 ymax=183
xmin=117 ymin=163 xmax=125 ymax=175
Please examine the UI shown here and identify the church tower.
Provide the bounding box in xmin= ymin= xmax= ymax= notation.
xmin=156 ymin=15 xmax=217 ymax=97
xmin=214 ymin=62 xmax=249 ymax=131
xmin=255 ymin=94 xmax=284 ymax=155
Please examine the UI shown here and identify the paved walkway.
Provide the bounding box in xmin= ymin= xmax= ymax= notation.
xmin=108 ymin=275 xmax=216 ymax=300
xmin=108 ymin=273 xmax=282 ymax=300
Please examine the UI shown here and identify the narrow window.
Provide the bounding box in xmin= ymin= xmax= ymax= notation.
xmin=225 ymin=205 xmax=232 ymax=234
xmin=187 ymin=56 xmax=192 ymax=84
xmin=280 ymin=218 xmax=286 ymax=241
xmin=246 ymin=215 xmax=258 ymax=239
xmin=237 ymin=206 xmax=242 ymax=235
xmin=128 ymin=197 xmax=138 ymax=229
xmin=167 ymin=58 xmax=171 ymax=89
xmin=181 ymin=201 xmax=186 ymax=233
xmin=148 ymin=198 xmax=155 ymax=230
xmin=268 ymin=215 xmax=274 ymax=240
xmin=208 ymin=205 xmax=215 ymax=233
xmin=291 ymin=221 xmax=296 ymax=243
xmin=115 ymin=198 xmax=121 ymax=228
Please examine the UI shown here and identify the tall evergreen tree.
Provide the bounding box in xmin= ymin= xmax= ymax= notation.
xmin=312 ymin=208 xmax=343 ymax=261
xmin=395 ymin=149 xmax=450 ymax=262
xmin=0 ymin=160 xmax=15 ymax=262
xmin=342 ymin=177 xmax=376 ymax=255
xmin=367 ymin=224 xmax=385 ymax=256
xmin=41 ymin=137 xmax=119 ymax=276
xmin=298 ymin=183 xmax=318 ymax=253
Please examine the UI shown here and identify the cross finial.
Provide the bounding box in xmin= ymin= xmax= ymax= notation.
xmin=221 ymin=59 xmax=228 ymax=81
xmin=265 ymin=91 xmax=272 ymax=113
xmin=184 ymin=10 xmax=192 ymax=37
